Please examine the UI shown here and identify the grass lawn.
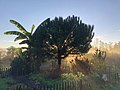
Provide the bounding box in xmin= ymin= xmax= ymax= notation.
xmin=0 ymin=77 xmax=16 ymax=90
xmin=29 ymin=72 xmax=120 ymax=90
xmin=0 ymin=78 xmax=8 ymax=90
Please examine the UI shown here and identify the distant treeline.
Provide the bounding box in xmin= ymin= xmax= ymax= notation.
xmin=92 ymin=38 xmax=120 ymax=53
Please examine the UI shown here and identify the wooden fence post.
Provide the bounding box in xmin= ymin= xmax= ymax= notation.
xmin=108 ymin=66 xmax=111 ymax=82
xmin=80 ymin=79 xmax=82 ymax=90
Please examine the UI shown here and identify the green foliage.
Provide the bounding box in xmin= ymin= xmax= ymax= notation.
xmin=33 ymin=15 xmax=94 ymax=67
xmin=30 ymin=72 xmax=51 ymax=84
xmin=4 ymin=20 xmax=30 ymax=42
xmin=104 ymin=83 xmax=120 ymax=90
xmin=4 ymin=19 xmax=50 ymax=73
xmin=9 ymin=20 xmax=30 ymax=36
xmin=4 ymin=31 xmax=27 ymax=41
xmin=0 ymin=77 xmax=26 ymax=90
xmin=0 ymin=78 xmax=8 ymax=90
xmin=61 ymin=72 xmax=85 ymax=81
xmin=31 ymin=24 xmax=35 ymax=34
xmin=30 ymin=72 xmax=85 ymax=85
xmin=10 ymin=56 xmax=35 ymax=76
xmin=91 ymin=58 xmax=108 ymax=76
xmin=0 ymin=77 xmax=16 ymax=90
xmin=4 ymin=16 xmax=94 ymax=69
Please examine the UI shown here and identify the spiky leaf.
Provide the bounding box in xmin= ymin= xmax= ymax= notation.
xmin=4 ymin=31 xmax=27 ymax=37
xmin=31 ymin=24 xmax=35 ymax=34
xmin=14 ymin=35 xmax=27 ymax=41
xmin=34 ymin=18 xmax=50 ymax=34
xmin=19 ymin=40 xmax=30 ymax=45
xmin=10 ymin=20 xmax=30 ymax=36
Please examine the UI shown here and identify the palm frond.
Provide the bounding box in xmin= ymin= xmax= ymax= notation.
xmin=10 ymin=20 xmax=31 ymax=36
xmin=14 ymin=35 xmax=27 ymax=41
xmin=33 ymin=18 xmax=50 ymax=37
xmin=35 ymin=18 xmax=50 ymax=31
xmin=4 ymin=31 xmax=26 ymax=36
xmin=19 ymin=40 xmax=30 ymax=45
xmin=31 ymin=24 xmax=35 ymax=34
xmin=21 ymin=47 xmax=28 ymax=50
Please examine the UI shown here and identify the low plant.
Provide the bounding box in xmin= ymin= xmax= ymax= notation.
xmin=0 ymin=77 xmax=16 ymax=90
xmin=61 ymin=72 xmax=84 ymax=81
xmin=30 ymin=72 xmax=85 ymax=85
xmin=10 ymin=55 xmax=35 ymax=76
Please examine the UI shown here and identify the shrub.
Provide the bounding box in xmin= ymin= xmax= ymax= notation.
xmin=30 ymin=72 xmax=85 ymax=85
xmin=61 ymin=72 xmax=84 ymax=81
xmin=0 ymin=77 xmax=16 ymax=90
xmin=10 ymin=56 xmax=35 ymax=76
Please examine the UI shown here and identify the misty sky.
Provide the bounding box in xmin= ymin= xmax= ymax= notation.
xmin=0 ymin=0 xmax=120 ymax=48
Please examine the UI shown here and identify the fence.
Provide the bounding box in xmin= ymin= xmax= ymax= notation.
xmin=104 ymin=66 xmax=120 ymax=82
xmin=0 ymin=67 xmax=120 ymax=90
xmin=93 ymin=64 xmax=120 ymax=83
xmin=0 ymin=68 xmax=10 ymax=78
xmin=8 ymin=80 xmax=85 ymax=90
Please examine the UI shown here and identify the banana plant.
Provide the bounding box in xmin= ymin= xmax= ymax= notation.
xmin=4 ymin=20 xmax=35 ymax=47
xmin=4 ymin=18 xmax=50 ymax=48
xmin=4 ymin=18 xmax=50 ymax=70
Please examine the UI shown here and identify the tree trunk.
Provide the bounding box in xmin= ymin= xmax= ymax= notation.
xmin=56 ymin=53 xmax=61 ymax=77
xmin=57 ymin=48 xmax=62 ymax=69
xmin=58 ymin=56 xmax=61 ymax=69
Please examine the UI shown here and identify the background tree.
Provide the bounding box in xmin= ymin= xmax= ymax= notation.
xmin=7 ymin=46 xmax=18 ymax=57
xmin=93 ymin=49 xmax=106 ymax=60
xmin=6 ymin=46 xmax=19 ymax=63
xmin=33 ymin=16 xmax=94 ymax=68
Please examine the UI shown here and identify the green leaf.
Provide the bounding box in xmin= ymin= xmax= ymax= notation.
xmin=35 ymin=18 xmax=50 ymax=32
xmin=32 ymin=18 xmax=50 ymax=40
xmin=21 ymin=47 xmax=28 ymax=50
xmin=19 ymin=40 xmax=30 ymax=45
xmin=14 ymin=35 xmax=27 ymax=41
xmin=10 ymin=20 xmax=31 ymax=36
xmin=4 ymin=31 xmax=26 ymax=36
xmin=31 ymin=24 xmax=35 ymax=34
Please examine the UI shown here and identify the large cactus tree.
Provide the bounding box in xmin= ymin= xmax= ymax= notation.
xmin=33 ymin=16 xmax=95 ymax=68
